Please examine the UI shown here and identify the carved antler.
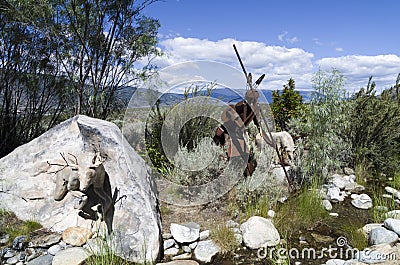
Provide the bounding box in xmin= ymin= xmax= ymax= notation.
xmin=46 ymin=153 xmax=79 ymax=174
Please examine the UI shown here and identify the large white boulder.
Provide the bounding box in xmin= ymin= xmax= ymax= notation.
xmin=0 ymin=115 xmax=162 ymax=263
xmin=240 ymin=216 xmax=280 ymax=249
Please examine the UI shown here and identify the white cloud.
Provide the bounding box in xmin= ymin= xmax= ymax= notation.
xmin=317 ymin=54 xmax=400 ymax=92
xmin=335 ymin=47 xmax=344 ymax=52
xmin=152 ymin=37 xmax=314 ymax=90
xmin=144 ymin=37 xmax=400 ymax=93
xmin=278 ymin=31 xmax=299 ymax=44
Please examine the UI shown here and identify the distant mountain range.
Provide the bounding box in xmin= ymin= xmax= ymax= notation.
xmin=123 ymin=87 xmax=316 ymax=106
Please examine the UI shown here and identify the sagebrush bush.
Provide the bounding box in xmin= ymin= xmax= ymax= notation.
xmin=289 ymin=69 xmax=352 ymax=184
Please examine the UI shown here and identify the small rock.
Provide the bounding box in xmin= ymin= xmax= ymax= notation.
xmin=327 ymin=187 xmax=344 ymax=202
xmin=2 ymin=248 xmax=15 ymax=259
xmin=52 ymin=247 xmax=91 ymax=265
xmin=0 ymin=233 xmax=10 ymax=244
xmin=362 ymin=223 xmax=383 ymax=236
xmin=48 ymin=244 xmax=62 ymax=256
xmin=225 ymin=220 xmax=239 ymax=228
xmin=322 ymin=199 xmax=333 ymax=211
xmin=368 ymin=227 xmax=398 ymax=245
xmin=329 ymin=213 xmax=339 ymax=217
xmin=311 ymin=233 xmax=334 ymax=244
xmin=234 ymin=233 xmax=243 ymax=245
xmin=344 ymin=183 xmax=365 ymax=193
xmin=193 ymin=240 xmax=220 ymax=263
xmin=182 ymin=246 xmax=191 ymax=253
xmin=164 ymin=239 xmax=176 ymax=250
xmin=188 ymin=242 xmax=197 ymax=249
xmin=199 ymin=230 xmax=210 ymax=241
xmin=26 ymin=254 xmax=53 ymax=265
xmin=385 ymin=210 xmax=400 ymax=219
xmin=240 ymin=216 xmax=280 ymax=248
xmin=374 ymin=206 xmax=388 ymax=212
xmin=6 ymin=256 xmax=19 ymax=265
xmin=62 ymin=227 xmax=93 ymax=247
xmin=382 ymin=194 xmax=394 ymax=199
xmin=12 ymin=236 xmax=27 ymax=250
xmin=343 ymin=167 xmax=355 ymax=175
xmin=385 ymin=187 xmax=400 ymax=198
xmin=267 ymin=210 xmax=275 ymax=218
xmin=170 ymin=223 xmax=200 ymax=243
xmin=172 ymin=253 xmax=192 ymax=260
xmin=164 ymin=247 xmax=180 ymax=256
xmin=163 ymin=233 xmax=173 ymax=239
xmin=384 ymin=218 xmax=400 ymax=236
xmin=329 ymin=174 xmax=348 ymax=189
xmin=29 ymin=233 xmax=62 ymax=248
xmin=351 ymin=194 xmax=373 ymax=210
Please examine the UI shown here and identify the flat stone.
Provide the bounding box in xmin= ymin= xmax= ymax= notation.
xmin=6 ymin=256 xmax=19 ymax=265
xmin=163 ymin=233 xmax=173 ymax=239
xmin=170 ymin=223 xmax=200 ymax=243
xmin=351 ymin=194 xmax=373 ymax=209
xmin=369 ymin=227 xmax=398 ymax=245
xmin=29 ymin=233 xmax=62 ymax=248
xmin=385 ymin=187 xmax=400 ymax=198
xmin=52 ymin=247 xmax=91 ymax=265
xmin=345 ymin=183 xmax=365 ymax=193
xmin=62 ymin=227 xmax=93 ymax=247
xmin=48 ymin=244 xmax=62 ymax=256
xmin=26 ymin=254 xmax=53 ymax=265
xmin=193 ymin=240 xmax=220 ymax=263
xmin=164 ymin=247 xmax=179 ymax=256
xmin=172 ymin=253 xmax=192 ymax=260
xmin=385 ymin=210 xmax=400 ymax=219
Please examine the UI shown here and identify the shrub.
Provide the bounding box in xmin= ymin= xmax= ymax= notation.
xmin=349 ymin=76 xmax=400 ymax=177
xmin=289 ymin=69 xmax=352 ymax=184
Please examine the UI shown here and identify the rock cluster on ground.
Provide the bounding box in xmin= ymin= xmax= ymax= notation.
xmin=158 ymin=215 xmax=280 ymax=264
xmin=323 ymin=216 xmax=400 ymax=265
xmin=319 ymin=173 xmax=370 ymax=213
xmin=0 ymin=115 xmax=163 ymax=263
xmin=0 ymin=227 xmax=94 ymax=265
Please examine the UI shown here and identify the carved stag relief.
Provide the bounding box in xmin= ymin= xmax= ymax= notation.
xmin=42 ymin=151 xmax=115 ymax=234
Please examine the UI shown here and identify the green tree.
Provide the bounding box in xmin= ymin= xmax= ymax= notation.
xmin=271 ymin=78 xmax=304 ymax=131
xmin=3 ymin=0 xmax=160 ymax=119
xmin=0 ymin=0 xmax=160 ymax=157
xmin=349 ymin=76 xmax=400 ymax=176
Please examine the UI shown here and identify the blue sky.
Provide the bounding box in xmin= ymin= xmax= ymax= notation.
xmin=142 ymin=0 xmax=400 ymax=92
